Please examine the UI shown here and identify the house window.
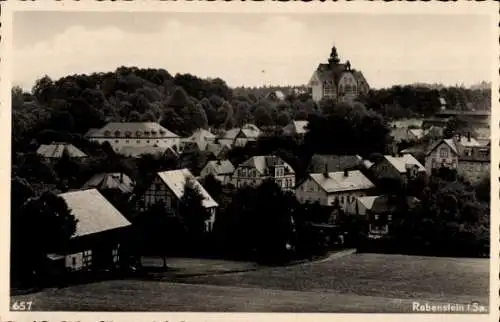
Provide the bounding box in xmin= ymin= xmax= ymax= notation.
xmin=340 ymin=196 xmax=344 ymax=204
xmin=83 ymin=250 xmax=92 ymax=268
xmin=242 ymin=168 xmax=248 ymax=177
xmin=165 ymin=196 xmax=171 ymax=208
xmin=115 ymin=140 xmax=119 ymax=143
xmin=125 ymin=140 xmax=130 ymax=144
xmin=112 ymin=245 xmax=120 ymax=264
xmin=323 ymin=81 xmax=335 ymax=97
xmin=439 ymin=148 xmax=448 ymax=158
xmin=464 ymin=149 xmax=472 ymax=157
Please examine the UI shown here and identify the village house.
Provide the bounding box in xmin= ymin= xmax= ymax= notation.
xmin=308 ymin=45 xmax=370 ymax=103
xmin=138 ymin=169 xmax=218 ymax=232
xmin=231 ymin=155 xmax=296 ymax=191
xmin=183 ymin=128 xmax=217 ymax=151
xmin=205 ymin=141 xmax=231 ymax=160
xmin=424 ymin=133 xmax=487 ymax=183
xmin=367 ymin=195 xmax=420 ymax=239
xmin=456 ymin=144 xmax=490 ymax=184
xmin=82 ymin=172 xmax=135 ymax=195
xmin=85 ymin=122 xmax=181 ymax=154
xmin=295 ymin=169 xmax=375 ymax=215
xmin=47 ymin=189 xmax=132 ymax=274
xmin=218 ymin=124 xmax=261 ymax=148
xmin=355 ymin=195 xmax=379 ymax=216
xmin=282 ymin=120 xmax=309 ymax=138
xmin=36 ymin=143 xmax=88 ymax=162
xmin=199 ymin=160 xmax=235 ymax=185
xmin=370 ymin=154 xmax=426 ymax=184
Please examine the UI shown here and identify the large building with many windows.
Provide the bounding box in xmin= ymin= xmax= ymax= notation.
xmin=308 ymin=45 xmax=370 ymax=103
xmin=85 ymin=122 xmax=181 ymax=154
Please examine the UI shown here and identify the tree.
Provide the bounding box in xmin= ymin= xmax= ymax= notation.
xmin=11 ymin=177 xmax=34 ymax=214
xmin=12 ymin=192 xmax=78 ymax=282
xmin=277 ymin=111 xmax=291 ymax=126
xmin=32 ymin=75 xmax=56 ymax=104
xmin=135 ymin=200 xmax=178 ymax=270
xmin=252 ymin=179 xmax=297 ymax=263
xmin=183 ymin=104 xmax=208 ymax=131
xmin=178 ymin=178 xmax=210 ymax=240
xmin=254 ymin=106 xmax=274 ymax=127
xmin=168 ymin=86 xmax=190 ymax=113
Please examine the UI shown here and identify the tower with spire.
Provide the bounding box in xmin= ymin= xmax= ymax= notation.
xmin=307 ymin=44 xmax=370 ymax=103
xmin=328 ymin=45 xmax=340 ymax=66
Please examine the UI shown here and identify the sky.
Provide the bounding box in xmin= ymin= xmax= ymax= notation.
xmin=12 ymin=11 xmax=494 ymax=91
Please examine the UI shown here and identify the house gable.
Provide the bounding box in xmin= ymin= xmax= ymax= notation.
xmin=308 ymin=71 xmax=322 ymax=86
xmin=426 ymin=140 xmax=458 ymax=157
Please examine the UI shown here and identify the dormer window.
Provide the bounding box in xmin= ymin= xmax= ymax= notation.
xmin=151 ymin=131 xmax=157 ymax=136
xmin=104 ymin=130 xmax=111 ymax=137
xmin=125 ymin=131 xmax=132 ymax=137
xmin=144 ymin=131 xmax=150 ymax=136
xmin=159 ymin=130 xmax=166 ymax=135
xmin=114 ymin=130 xmax=121 ymax=137
xmin=136 ymin=131 xmax=141 ymax=137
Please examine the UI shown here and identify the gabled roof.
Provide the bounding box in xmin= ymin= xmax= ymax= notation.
xmin=157 ymin=169 xmax=218 ymax=208
xmin=222 ymin=128 xmax=242 ymax=140
xmin=58 ymin=189 xmax=131 ymax=238
xmin=239 ymin=155 xmax=295 ymax=175
xmin=82 ymin=173 xmax=134 ymax=194
xmin=206 ymin=142 xmax=231 ymax=157
xmin=425 ymin=136 xmax=482 ymax=156
xmin=383 ymin=154 xmax=426 ymax=173
xmin=37 ymin=143 xmax=87 ymax=158
xmin=203 ymin=160 xmax=235 ymax=175
xmin=309 ymin=170 xmax=374 ymax=194
xmin=357 ymin=195 xmax=379 ymax=210
xmin=408 ymin=129 xmax=425 ymax=140
xmin=313 ymin=63 xmax=348 ymax=85
xmin=309 ymin=154 xmax=362 ymax=173
xmin=89 ymin=122 xmax=179 ymax=138
xmin=400 ymin=143 xmax=427 ymax=155
xmin=185 ymin=129 xmax=216 ymax=150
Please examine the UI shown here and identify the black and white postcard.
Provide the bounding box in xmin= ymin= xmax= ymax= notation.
xmin=1 ymin=1 xmax=498 ymax=322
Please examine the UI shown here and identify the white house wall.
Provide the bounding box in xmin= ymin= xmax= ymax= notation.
xmin=90 ymin=137 xmax=181 ymax=154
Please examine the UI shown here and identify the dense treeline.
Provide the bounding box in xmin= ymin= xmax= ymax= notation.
xmin=13 ymin=67 xmax=491 ymax=155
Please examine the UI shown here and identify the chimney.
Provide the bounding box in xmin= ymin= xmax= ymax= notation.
xmin=323 ymin=163 xmax=329 ymax=178
xmin=344 ymin=169 xmax=349 ymax=177
xmin=467 ymin=132 xmax=471 ymax=142
xmin=120 ymin=172 xmax=124 ymax=183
